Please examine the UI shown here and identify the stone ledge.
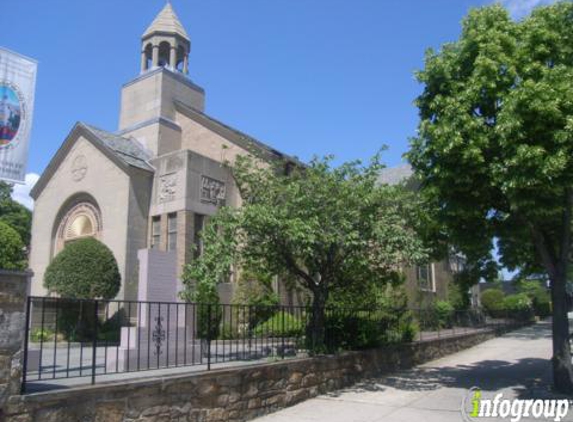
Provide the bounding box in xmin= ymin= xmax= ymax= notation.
xmin=1 ymin=327 xmax=513 ymax=422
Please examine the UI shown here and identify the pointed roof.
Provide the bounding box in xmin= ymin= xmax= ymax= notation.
xmin=143 ymin=3 xmax=189 ymax=40
xmin=30 ymin=123 xmax=154 ymax=200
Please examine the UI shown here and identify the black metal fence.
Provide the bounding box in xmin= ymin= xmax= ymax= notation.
xmin=21 ymin=296 xmax=530 ymax=393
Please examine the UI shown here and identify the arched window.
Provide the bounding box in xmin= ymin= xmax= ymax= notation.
xmin=53 ymin=196 xmax=102 ymax=255
xmin=158 ymin=41 xmax=171 ymax=68
xmin=176 ymin=45 xmax=186 ymax=72
xmin=144 ymin=43 xmax=153 ymax=71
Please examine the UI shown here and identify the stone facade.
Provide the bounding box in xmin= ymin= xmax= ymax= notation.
xmin=2 ymin=329 xmax=500 ymax=422
xmin=28 ymin=4 xmax=296 ymax=303
xmin=0 ymin=270 xmax=31 ymax=418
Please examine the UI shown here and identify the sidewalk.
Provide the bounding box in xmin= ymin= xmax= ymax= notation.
xmin=253 ymin=321 xmax=568 ymax=422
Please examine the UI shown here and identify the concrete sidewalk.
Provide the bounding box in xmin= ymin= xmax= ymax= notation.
xmin=253 ymin=321 xmax=570 ymax=422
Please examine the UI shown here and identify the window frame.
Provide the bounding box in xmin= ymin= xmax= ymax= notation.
xmin=151 ymin=215 xmax=161 ymax=249
xmin=167 ymin=212 xmax=178 ymax=251
xmin=417 ymin=263 xmax=436 ymax=292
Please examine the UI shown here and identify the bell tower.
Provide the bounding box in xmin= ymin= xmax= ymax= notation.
xmin=140 ymin=3 xmax=190 ymax=74
xmin=118 ymin=2 xmax=205 ymax=156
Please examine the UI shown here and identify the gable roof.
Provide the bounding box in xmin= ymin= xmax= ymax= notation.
xmin=143 ymin=3 xmax=189 ymax=41
xmin=30 ymin=122 xmax=153 ymax=200
xmin=83 ymin=124 xmax=153 ymax=172
xmin=173 ymin=100 xmax=301 ymax=166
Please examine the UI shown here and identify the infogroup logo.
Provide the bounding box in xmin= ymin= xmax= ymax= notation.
xmin=461 ymin=387 xmax=572 ymax=422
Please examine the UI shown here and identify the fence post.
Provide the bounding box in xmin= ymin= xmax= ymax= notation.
xmin=91 ymin=300 xmax=99 ymax=385
xmin=207 ymin=303 xmax=211 ymax=371
xmin=20 ymin=297 xmax=32 ymax=394
xmin=281 ymin=306 xmax=285 ymax=359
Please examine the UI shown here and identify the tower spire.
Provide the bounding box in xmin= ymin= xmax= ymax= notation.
xmin=140 ymin=3 xmax=190 ymax=74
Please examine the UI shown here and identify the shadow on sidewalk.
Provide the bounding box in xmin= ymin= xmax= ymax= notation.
xmin=326 ymin=322 xmax=561 ymax=400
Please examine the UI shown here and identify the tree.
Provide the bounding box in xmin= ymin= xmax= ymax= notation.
xmin=0 ymin=181 xmax=32 ymax=246
xmin=0 ymin=220 xmax=26 ymax=270
xmin=44 ymin=237 xmax=120 ymax=299
xmin=182 ymin=154 xmax=427 ymax=350
xmin=407 ymin=3 xmax=573 ymax=391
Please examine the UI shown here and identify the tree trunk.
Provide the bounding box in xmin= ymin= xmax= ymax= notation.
xmin=308 ymin=286 xmax=328 ymax=353
xmin=529 ymin=190 xmax=573 ymax=393
xmin=550 ymin=270 xmax=573 ymax=393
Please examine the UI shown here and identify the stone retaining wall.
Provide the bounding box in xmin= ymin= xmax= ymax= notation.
xmin=3 ymin=329 xmax=499 ymax=422
xmin=0 ymin=270 xmax=31 ymax=421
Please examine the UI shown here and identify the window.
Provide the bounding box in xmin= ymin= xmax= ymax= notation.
xmin=167 ymin=213 xmax=177 ymax=251
xmin=194 ymin=213 xmax=205 ymax=258
xmin=151 ymin=216 xmax=161 ymax=249
xmin=417 ymin=264 xmax=435 ymax=292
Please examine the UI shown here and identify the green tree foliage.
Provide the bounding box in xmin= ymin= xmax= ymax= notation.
xmin=480 ymin=288 xmax=506 ymax=317
xmin=193 ymin=283 xmax=222 ymax=340
xmin=232 ymin=269 xmax=279 ymax=331
xmin=0 ymin=182 xmax=32 ymax=246
xmin=44 ymin=237 xmax=120 ymax=299
xmin=0 ymin=220 xmax=26 ymax=270
xmin=182 ymin=154 xmax=427 ymax=350
xmin=516 ymin=280 xmax=552 ymax=317
xmin=503 ymin=293 xmax=534 ymax=321
xmin=407 ymin=2 xmax=573 ymax=391
xmin=434 ymin=300 xmax=455 ymax=328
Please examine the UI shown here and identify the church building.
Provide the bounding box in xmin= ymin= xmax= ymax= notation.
xmin=29 ymin=4 xmax=296 ymax=302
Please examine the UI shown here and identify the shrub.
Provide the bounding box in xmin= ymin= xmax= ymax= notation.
xmin=253 ymin=311 xmax=304 ymax=338
xmin=480 ymin=288 xmax=505 ymax=317
xmin=517 ymin=281 xmax=551 ymax=318
xmin=194 ymin=284 xmax=222 ymax=340
xmin=504 ymin=293 xmax=534 ymax=321
xmin=0 ymin=220 xmax=26 ymax=270
xmin=30 ymin=328 xmax=54 ymax=343
xmin=434 ymin=300 xmax=455 ymax=328
xmin=399 ymin=316 xmax=419 ymax=343
xmin=232 ymin=269 xmax=279 ymax=330
xmin=44 ymin=237 xmax=120 ymax=299
xmin=218 ymin=322 xmax=240 ymax=340
xmin=325 ymin=312 xmax=381 ymax=350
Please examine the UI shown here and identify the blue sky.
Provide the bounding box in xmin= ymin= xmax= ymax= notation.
xmin=3 ymin=0 xmax=560 ymax=208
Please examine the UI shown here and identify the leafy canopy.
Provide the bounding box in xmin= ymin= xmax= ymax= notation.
xmin=44 ymin=237 xmax=121 ymax=299
xmin=0 ymin=181 xmax=31 ymax=246
xmin=407 ymin=2 xmax=573 ymax=279
xmin=407 ymin=2 xmax=573 ymax=391
xmin=0 ymin=220 xmax=26 ymax=270
xmin=182 ymin=153 xmax=428 ymax=306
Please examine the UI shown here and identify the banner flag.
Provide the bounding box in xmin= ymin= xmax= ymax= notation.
xmin=0 ymin=47 xmax=37 ymax=184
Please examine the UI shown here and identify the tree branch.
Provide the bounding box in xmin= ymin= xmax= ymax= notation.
xmin=282 ymin=250 xmax=316 ymax=290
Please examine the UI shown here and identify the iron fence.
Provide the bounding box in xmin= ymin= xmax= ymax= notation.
xmin=21 ymin=296 xmax=529 ymax=393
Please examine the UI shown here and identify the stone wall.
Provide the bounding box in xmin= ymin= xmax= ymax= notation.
xmin=3 ymin=329 xmax=498 ymax=422
xmin=0 ymin=270 xmax=30 ymax=418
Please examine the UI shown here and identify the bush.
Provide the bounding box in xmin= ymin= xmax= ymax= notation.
xmin=232 ymin=270 xmax=279 ymax=330
xmin=480 ymin=288 xmax=505 ymax=317
xmin=44 ymin=237 xmax=120 ymax=299
xmin=0 ymin=220 xmax=26 ymax=270
xmin=325 ymin=312 xmax=380 ymax=350
xmin=517 ymin=281 xmax=551 ymax=318
xmin=504 ymin=293 xmax=534 ymax=321
xmin=399 ymin=315 xmax=419 ymax=343
xmin=434 ymin=300 xmax=455 ymax=328
xmin=30 ymin=327 xmax=55 ymax=343
xmin=194 ymin=284 xmax=222 ymax=340
xmin=253 ymin=311 xmax=304 ymax=338
xmin=218 ymin=322 xmax=240 ymax=340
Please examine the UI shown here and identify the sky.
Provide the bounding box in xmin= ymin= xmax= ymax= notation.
xmin=2 ymin=0 xmax=562 ymax=209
